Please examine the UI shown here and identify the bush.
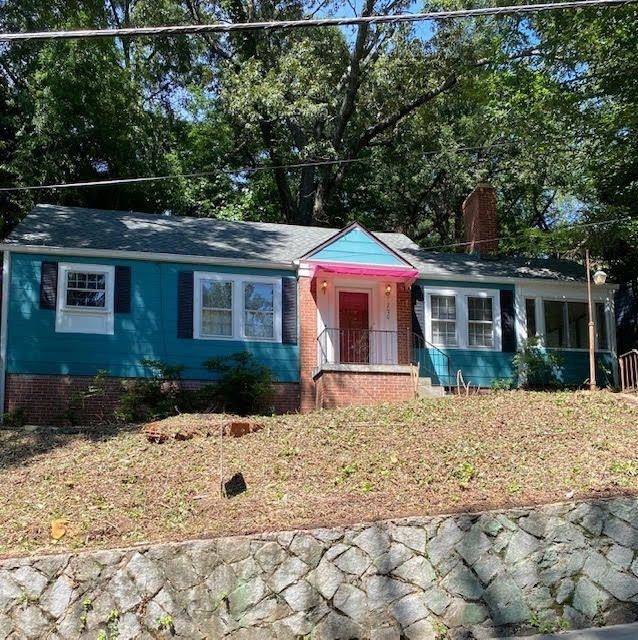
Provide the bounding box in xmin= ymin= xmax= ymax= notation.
xmin=512 ymin=337 xmax=563 ymax=389
xmin=115 ymin=359 xmax=208 ymax=423
xmin=203 ymin=352 xmax=276 ymax=416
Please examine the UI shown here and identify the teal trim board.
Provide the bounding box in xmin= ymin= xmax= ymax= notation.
xmin=417 ymin=279 xmax=515 ymax=291
xmin=7 ymin=253 xmax=299 ymax=382
xmin=310 ymin=227 xmax=406 ymax=266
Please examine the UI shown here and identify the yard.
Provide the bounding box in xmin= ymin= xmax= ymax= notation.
xmin=1 ymin=390 xmax=637 ymax=559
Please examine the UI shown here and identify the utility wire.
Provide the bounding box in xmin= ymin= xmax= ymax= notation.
xmin=0 ymin=144 xmax=517 ymax=192
xmin=0 ymin=158 xmax=362 ymax=192
xmin=425 ymin=216 xmax=636 ymax=251
xmin=0 ymin=0 xmax=635 ymax=42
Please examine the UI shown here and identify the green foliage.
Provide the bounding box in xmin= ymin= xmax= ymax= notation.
xmin=115 ymin=359 xmax=214 ymax=423
xmin=157 ymin=614 xmax=175 ymax=633
xmin=203 ymin=352 xmax=276 ymax=416
xmin=528 ymin=612 xmax=569 ymax=634
xmin=2 ymin=407 xmax=26 ymax=428
xmin=452 ymin=461 xmax=477 ymax=489
xmin=512 ymin=337 xmax=563 ymax=389
xmin=491 ymin=378 xmax=513 ymax=391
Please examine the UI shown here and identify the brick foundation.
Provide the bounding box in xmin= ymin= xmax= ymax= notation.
xmin=4 ymin=374 xmax=300 ymax=426
xmin=314 ymin=368 xmax=415 ymax=410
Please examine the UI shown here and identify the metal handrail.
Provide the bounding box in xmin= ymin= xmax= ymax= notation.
xmin=317 ymin=327 xmax=408 ymax=366
xmin=619 ymin=349 xmax=638 ymax=392
xmin=412 ymin=333 xmax=453 ymax=392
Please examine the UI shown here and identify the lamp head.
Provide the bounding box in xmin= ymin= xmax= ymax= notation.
xmin=593 ymin=270 xmax=607 ymax=286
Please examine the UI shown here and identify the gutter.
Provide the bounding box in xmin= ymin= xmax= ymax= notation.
xmin=0 ymin=250 xmax=11 ymax=421
xmin=0 ymin=243 xmax=295 ymax=272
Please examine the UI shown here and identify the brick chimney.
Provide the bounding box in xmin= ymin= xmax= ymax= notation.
xmin=462 ymin=183 xmax=498 ymax=255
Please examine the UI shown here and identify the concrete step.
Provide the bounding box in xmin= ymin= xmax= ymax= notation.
xmin=417 ymin=378 xmax=446 ymax=398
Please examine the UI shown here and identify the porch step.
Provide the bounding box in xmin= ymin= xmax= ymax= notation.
xmin=417 ymin=378 xmax=446 ymax=398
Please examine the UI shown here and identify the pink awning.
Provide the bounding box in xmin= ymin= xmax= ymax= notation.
xmin=310 ymin=261 xmax=419 ymax=280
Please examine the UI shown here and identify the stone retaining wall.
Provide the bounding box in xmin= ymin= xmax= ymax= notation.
xmin=2 ymin=497 xmax=638 ymax=639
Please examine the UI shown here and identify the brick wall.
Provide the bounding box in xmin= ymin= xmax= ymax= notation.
xmin=462 ymin=183 xmax=498 ymax=255
xmin=314 ymin=369 xmax=414 ymax=410
xmin=298 ymin=275 xmax=318 ymax=413
xmin=4 ymin=374 xmax=300 ymax=426
xmin=397 ymin=282 xmax=412 ymax=365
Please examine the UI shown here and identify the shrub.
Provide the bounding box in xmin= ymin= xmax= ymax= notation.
xmin=512 ymin=337 xmax=563 ymax=389
xmin=116 ymin=359 xmax=193 ymax=423
xmin=203 ymin=352 xmax=276 ymax=416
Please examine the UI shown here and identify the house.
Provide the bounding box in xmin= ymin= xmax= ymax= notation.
xmin=0 ymin=185 xmax=618 ymax=424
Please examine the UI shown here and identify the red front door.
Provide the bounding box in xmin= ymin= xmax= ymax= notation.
xmin=338 ymin=291 xmax=369 ymax=364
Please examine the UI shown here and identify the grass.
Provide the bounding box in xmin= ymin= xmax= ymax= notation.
xmin=1 ymin=390 xmax=637 ymax=559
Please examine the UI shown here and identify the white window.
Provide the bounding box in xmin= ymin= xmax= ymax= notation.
xmin=526 ymin=297 xmax=610 ymax=351
xmin=426 ymin=288 xmax=501 ymax=350
xmin=194 ymin=273 xmax=281 ymax=342
xmin=431 ymin=295 xmax=457 ymax=346
xmin=468 ymin=296 xmax=494 ymax=347
xmin=201 ymin=280 xmax=233 ymax=337
xmin=56 ymin=263 xmax=115 ymax=335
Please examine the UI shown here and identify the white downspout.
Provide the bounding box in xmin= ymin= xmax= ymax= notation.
xmin=0 ymin=250 xmax=11 ymax=420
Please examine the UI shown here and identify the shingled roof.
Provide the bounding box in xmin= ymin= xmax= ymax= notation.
xmin=4 ymin=204 xmax=587 ymax=282
xmin=3 ymin=204 xmax=417 ymax=266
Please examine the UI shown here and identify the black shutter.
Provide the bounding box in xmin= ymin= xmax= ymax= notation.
xmin=281 ymin=276 xmax=298 ymax=344
xmin=114 ymin=266 xmax=131 ymax=313
xmin=500 ymin=289 xmax=516 ymax=352
xmin=40 ymin=261 xmax=58 ymax=309
xmin=411 ymin=284 xmax=425 ymax=341
xmin=177 ymin=271 xmax=194 ymax=339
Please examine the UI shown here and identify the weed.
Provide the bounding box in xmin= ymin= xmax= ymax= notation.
xmin=528 ymin=612 xmax=569 ymax=634
xmin=79 ymin=597 xmax=93 ymax=630
xmin=106 ymin=609 xmax=120 ymax=638
xmin=491 ymin=378 xmax=513 ymax=391
xmin=507 ymin=480 xmax=522 ymax=495
xmin=157 ymin=614 xmax=175 ymax=633
xmin=334 ymin=463 xmax=357 ymax=484
xmin=433 ymin=620 xmax=449 ymax=639
xmin=453 ymin=461 xmax=477 ymax=488
xmin=594 ymin=599 xmax=605 ymax=626
xmin=609 ymin=460 xmax=638 ymax=477
xmin=2 ymin=407 xmax=26 ymax=428
xmin=359 ymin=480 xmax=374 ymax=493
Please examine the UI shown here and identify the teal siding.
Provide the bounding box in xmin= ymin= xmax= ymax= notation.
xmin=415 ymin=348 xmax=514 ymax=387
xmin=415 ymin=347 xmax=615 ymax=388
xmin=312 ymin=227 xmax=405 ymax=265
xmin=7 ymin=254 xmax=299 ymax=382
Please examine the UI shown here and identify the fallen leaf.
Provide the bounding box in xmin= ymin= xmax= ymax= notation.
xmin=51 ymin=518 xmax=69 ymax=540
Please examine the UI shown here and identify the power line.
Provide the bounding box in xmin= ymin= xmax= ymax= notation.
xmin=425 ymin=216 xmax=636 ymax=251
xmin=0 ymin=144 xmax=517 ymax=192
xmin=0 ymin=0 xmax=634 ymax=42
xmin=0 ymin=158 xmax=362 ymax=193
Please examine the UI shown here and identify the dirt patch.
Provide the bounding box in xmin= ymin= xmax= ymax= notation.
xmin=1 ymin=390 xmax=637 ymax=558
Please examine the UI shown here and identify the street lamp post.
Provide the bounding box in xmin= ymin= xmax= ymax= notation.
xmin=586 ymin=249 xmax=607 ymax=391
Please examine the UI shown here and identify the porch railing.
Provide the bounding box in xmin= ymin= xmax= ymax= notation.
xmin=619 ymin=349 xmax=638 ymax=392
xmin=412 ymin=333 xmax=453 ymax=391
xmin=317 ymin=327 xmax=409 ymax=366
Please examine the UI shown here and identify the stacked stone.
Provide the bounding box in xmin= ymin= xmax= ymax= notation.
xmin=1 ymin=497 xmax=638 ymax=639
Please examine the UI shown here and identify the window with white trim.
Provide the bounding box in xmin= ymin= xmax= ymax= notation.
xmin=426 ymin=288 xmax=501 ymax=350
xmin=526 ymin=297 xmax=610 ymax=350
xmin=56 ymin=263 xmax=115 ymax=335
xmin=194 ymin=273 xmax=281 ymax=342
xmin=468 ymin=296 xmax=494 ymax=347
xmin=431 ymin=295 xmax=457 ymax=346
